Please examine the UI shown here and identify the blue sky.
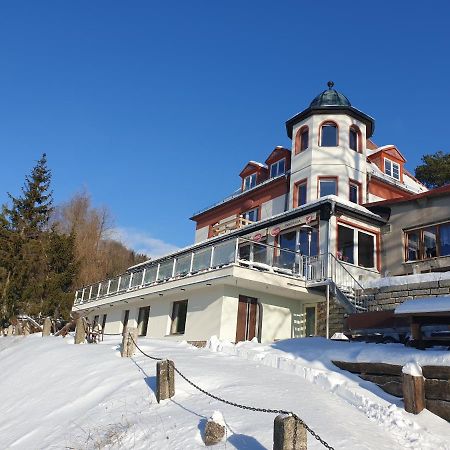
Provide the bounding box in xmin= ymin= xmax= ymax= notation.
xmin=0 ymin=1 xmax=449 ymax=257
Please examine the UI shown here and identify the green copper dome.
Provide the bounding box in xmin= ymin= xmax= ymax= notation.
xmin=310 ymin=81 xmax=351 ymax=108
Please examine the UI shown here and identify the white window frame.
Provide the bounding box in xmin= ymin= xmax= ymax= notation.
xmin=337 ymin=224 xmax=377 ymax=269
xmin=243 ymin=173 xmax=257 ymax=191
xmin=384 ymin=158 xmax=400 ymax=181
xmin=270 ymin=158 xmax=286 ymax=178
xmin=243 ymin=207 xmax=259 ymax=223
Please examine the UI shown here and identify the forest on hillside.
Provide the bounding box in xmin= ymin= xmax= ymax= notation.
xmin=0 ymin=155 xmax=146 ymax=324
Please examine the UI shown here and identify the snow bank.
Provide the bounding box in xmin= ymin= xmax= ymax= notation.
xmin=206 ymin=336 xmax=450 ymax=449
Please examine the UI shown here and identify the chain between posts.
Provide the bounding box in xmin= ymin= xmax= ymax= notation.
xmin=128 ymin=334 xmax=334 ymax=450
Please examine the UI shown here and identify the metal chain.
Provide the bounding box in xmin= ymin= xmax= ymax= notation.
xmin=128 ymin=335 xmax=334 ymax=450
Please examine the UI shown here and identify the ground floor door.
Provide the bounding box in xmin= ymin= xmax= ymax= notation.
xmin=305 ymin=305 xmax=317 ymax=336
xmin=235 ymin=295 xmax=258 ymax=342
xmin=137 ymin=306 xmax=150 ymax=336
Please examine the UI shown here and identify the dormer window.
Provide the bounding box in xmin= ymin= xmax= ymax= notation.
xmin=320 ymin=122 xmax=338 ymax=147
xmin=243 ymin=173 xmax=257 ymax=191
xmin=270 ymin=158 xmax=285 ymax=178
xmin=384 ymin=158 xmax=400 ymax=181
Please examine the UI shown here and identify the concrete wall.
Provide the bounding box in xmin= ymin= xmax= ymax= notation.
xmin=380 ymin=195 xmax=450 ymax=276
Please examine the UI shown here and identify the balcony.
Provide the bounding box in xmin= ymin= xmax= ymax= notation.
xmin=210 ymin=216 xmax=255 ymax=237
xmin=73 ymin=237 xmax=368 ymax=313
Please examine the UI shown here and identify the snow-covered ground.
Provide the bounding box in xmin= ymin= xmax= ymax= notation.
xmin=0 ymin=335 xmax=449 ymax=449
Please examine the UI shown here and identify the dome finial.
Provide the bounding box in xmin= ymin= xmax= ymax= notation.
xmin=327 ymin=80 xmax=334 ymax=89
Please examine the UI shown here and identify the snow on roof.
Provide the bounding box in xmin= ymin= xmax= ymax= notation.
xmin=395 ymin=296 xmax=450 ymax=315
xmin=248 ymin=160 xmax=267 ymax=168
xmin=363 ymin=271 xmax=450 ymax=289
xmin=368 ymin=162 xmax=425 ymax=194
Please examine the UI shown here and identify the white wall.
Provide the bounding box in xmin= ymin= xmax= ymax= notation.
xmin=195 ymin=226 xmax=209 ymax=243
xmin=289 ymin=113 xmax=368 ymax=209
xmin=260 ymin=194 xmax=286 ymax=220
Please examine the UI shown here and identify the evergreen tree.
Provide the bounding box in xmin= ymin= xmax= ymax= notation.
xmin=0 ymin=154 xmax=78 ymax=321
xmin=414 ymin=151 xmax=450 ymax=189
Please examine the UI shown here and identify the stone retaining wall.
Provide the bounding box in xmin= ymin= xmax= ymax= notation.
xmin=363 ymin=279 xmax=450 ymax=311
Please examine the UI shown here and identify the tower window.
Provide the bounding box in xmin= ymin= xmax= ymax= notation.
xmin=318 ymin=177 xmax=337 ymax=197
xmin=320 ymin=122 xmax=338 ymax=147
xmin=243 ymin=173 xmax=257 ymax=191
xmin=349 ymin=127 xmax=359 ymax=151
xmin=384 ymin=158 xmax=400 ymax=180
xmin=294 ymin=180 xmax=307 ymax=207
xmin=349 ymin=180 xmax=361 ymax=204
xmin=295 ymin=126 xmax=309 ymax=154
xmin=270 ymin=158 xmax=285 ymax=178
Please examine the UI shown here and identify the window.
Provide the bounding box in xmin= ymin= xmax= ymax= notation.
xmin=295 ymin=126 xmax=309 ymax=154
xmin=320 ymin=122 xmax=338 ymax=147
xmin=171 ymin=300 xmax=188 ymax=334
xmin=319 ymin=178 xmax=337 ymax=197
xmin=337 ymin=224 xmax=376 ymax=268
xmin=305 ymin=306 xmax=317 ymax=336
xmin=243 ymin=208 xmax=258 ymax=223
xmin=349 ymin=181 xmax=359 ymax=204
xmin=270 ymin=158 xmax=285 ymax=178
xmin=349 ymin=127 xmax=358 ymax=151
xmin=358 ymin=231 xmax=375 ymax=268
xmin=138 ymin=306 xmax=150 ymax=336
xmin=122 ymin=309 xmax=130 ymax=333
xmin=296 ymin=181 xmax=307 ymax=207
xmin=384 ymin=158 xmax=400 ymax=180
xmin=337 ymin=226 xmax=354 ymax=264
xmin=405 ymin=221 xmax=450 ymax=261
xmin=243 ymin=173 xmax=257 ymax=191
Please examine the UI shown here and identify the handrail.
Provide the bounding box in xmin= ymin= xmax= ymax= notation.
xmin=328 ymin=253 xmax=365 ymax=291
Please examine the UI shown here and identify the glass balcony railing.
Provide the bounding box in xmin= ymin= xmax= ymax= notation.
xmin=73 ymin=237 xmax=307 ymax=306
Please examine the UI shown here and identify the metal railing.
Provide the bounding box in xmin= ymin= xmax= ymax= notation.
xmin=303 ymin=253 xmax=366 ymax=310
xmin=74 ymin=238 xmax=368 ymax=311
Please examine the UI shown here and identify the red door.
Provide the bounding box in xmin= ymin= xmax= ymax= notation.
xmin=235 ymin=295 xmax=258 ymax=342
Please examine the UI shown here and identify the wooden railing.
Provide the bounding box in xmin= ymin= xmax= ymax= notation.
xmin=211 ymin=215 xmax=255 ymax=237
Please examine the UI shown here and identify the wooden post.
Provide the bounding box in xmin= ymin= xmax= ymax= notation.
xmin=156 ymin=359 xmax=175 ymax=403
xmin=74 ymin=317 xmax=86 ymax=344
xmin=23 ymin=322 xmax=30 ymax=336
xmin=121 ymin=327 xmax=138 ymax=357
xmin=273 ymin=414 xmax=307 ymax=450
xmin=42 ymin=317 xmax=52 ymax=336
xmin=402 ymin=364 xmax=425 ymax=414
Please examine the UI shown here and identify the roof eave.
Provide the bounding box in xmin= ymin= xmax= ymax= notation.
xmin=285 ymin=106 xmax=375 ymax=139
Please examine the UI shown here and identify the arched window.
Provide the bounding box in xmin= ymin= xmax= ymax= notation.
xmin=349 ymin=126 xmax=361 ymax=152
xmin=320 ymin=122 xmax=338 ymax=147
xmin=295 ymin=126 xmax=309 ymax=154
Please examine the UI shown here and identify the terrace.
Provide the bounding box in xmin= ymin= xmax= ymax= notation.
xmin=73 ymin=236 xmax=367 ymax=312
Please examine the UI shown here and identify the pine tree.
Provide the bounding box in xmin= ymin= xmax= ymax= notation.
xmin=6 ymin=153 xmax=53 ymax=237
xmin=0 ymin=154 xmax=78 ymax=321
xmin=415 ymin=151 xmax=450 ymax=189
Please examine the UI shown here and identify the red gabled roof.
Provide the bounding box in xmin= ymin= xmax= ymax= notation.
xmin=364 ymin=184 xmax=449 ymax=207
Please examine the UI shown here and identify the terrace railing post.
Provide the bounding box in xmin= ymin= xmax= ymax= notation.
xmin=189 ymin=252 xmax=194 ymax=274
xmin=117 ymin=276 xmax=121 ymax=293
xmin=172 ymin=259 xmax=177 ymax=278
xmin=155 ymin=263 xmax=160 ymax=281
xmin=97 ymin=283 xmax=101 ymax=298
xmin=209 ymin=245 xmax=215 ymax=269
xmin=141 ymin=269 xmax=146 ymax=286
xmin=128 ymin=273 xmax=133 ymax=290
xmin=107 ymin=279 xmax=111 ymax=295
